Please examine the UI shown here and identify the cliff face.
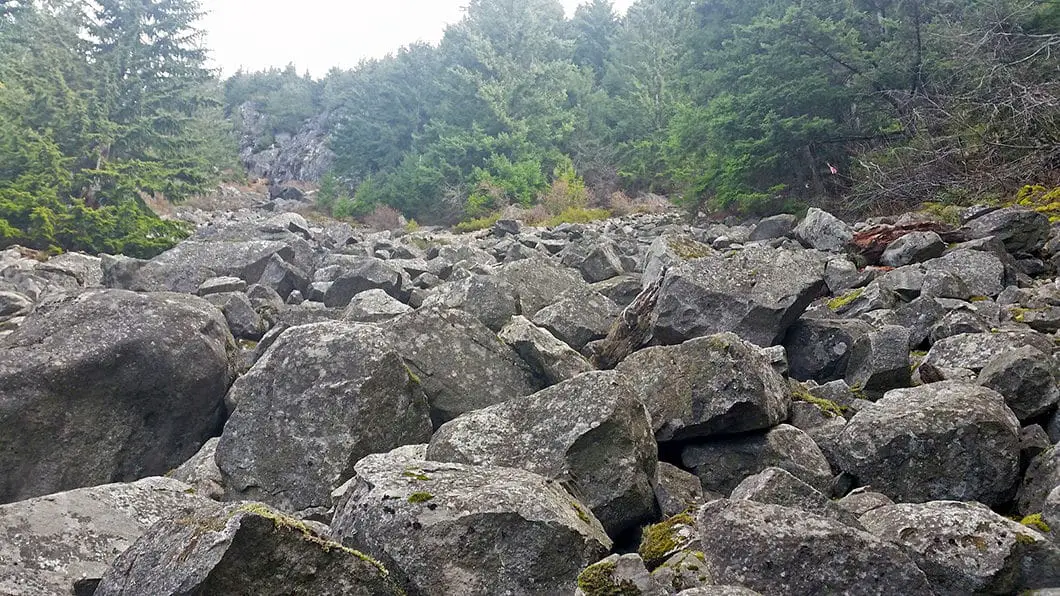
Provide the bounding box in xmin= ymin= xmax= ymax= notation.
xmin=237 ymin=101 xmax=333 ymax=183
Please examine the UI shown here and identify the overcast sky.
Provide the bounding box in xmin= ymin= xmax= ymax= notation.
xmin=198 ymin=1 xmax=635 ymax=78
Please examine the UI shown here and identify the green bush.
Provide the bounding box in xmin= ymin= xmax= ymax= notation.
xmin=545 ymin=207 xmax=611 ymax=226
xmin=454 ymin=213 xmax=502 ymax=233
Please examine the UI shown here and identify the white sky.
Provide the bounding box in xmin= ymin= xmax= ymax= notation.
xmin=199 ymin=0 xmax=635 ymax=78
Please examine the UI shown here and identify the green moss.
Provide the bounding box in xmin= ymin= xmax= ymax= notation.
xmin=969 ymin=296 xmax=990 ymax=303
xmin=1021 ymin=513 xmax=1051 ymax=533
xmin=920 ymin=202 xmax=963 ymax=226
xmin=407 ymin=491 xmax=434 ymax=504
xmin=404 ymin=364 xmax=421 ymax=386
xmin=667 ymin=237 xmax=712 ymax=260
xmin=454 ymin=213 xmax=502 ymax=234
xmin=791 ymin=384 xmax=847 ymax=417
xmin=402 ymin=469 xmax=430 ymax=482
xmin=571 ymin=501 xmax=592 ymax=525
xmin=828 ymin=287 xmax=864 ymax=312
xmin=1015 ymin=533 xmax=1038 ymax=546
xmin=576 ymin=560 xmax=640 ymax=596
xmin=237 ymin=339 xmax=259 ymax=350
xmin=639 ymin=512 xmax=695 ymax=569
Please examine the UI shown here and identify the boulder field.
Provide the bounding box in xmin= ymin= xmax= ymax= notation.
xmin=2 ymin=202 xmax=1060 ymax=595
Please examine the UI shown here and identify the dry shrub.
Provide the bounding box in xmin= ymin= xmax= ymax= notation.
xmin=607 ymin=191 xmax=635 ymax=216
xmin=364 ymin=204 xmax=404 ymax=231
xmin=632 ymin=193 xmax=673 ymax=214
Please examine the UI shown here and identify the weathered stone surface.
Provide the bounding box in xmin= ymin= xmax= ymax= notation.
xmin=924 ymin=331 xmax=1052 ymax=373
xmin=652 ymin=246 xmax=827 ymax=347
xmin=559 ymin=239 xmax=626 ymax=283
xmin=750 ymin=213 xmax=797 ymax=241
xmin=844 ymin=325 xmax=911 ymax=391
xmin=168 ymin=438 xmax=225 ymax=501
xmin=794 ymin=208 xmax=854 ymax=252
xmin=204 ymin=291 xmax=267 ymax=340
xmin=331 ymin=450 xmax=612 ymax=596
xmin=784 ymin=316 xmax=873 ymax=382
xmin=421 ymin=274 xmax=520 ymax=331
xmin=497 ymin=257 xmax=590 ymax=316
xmin=197 ymin=275 xmax=246 ymax=295
xmin=1045 ymin=486 xmax=1060 ymax=541
xmin=0 ymin=290 xmax=32 ymax=319
xmin=696 ymin=499 xmax=932 ymax=595
xmin=837 ymin=489 xmax=895 ymax=517
xmin=0 ymin=477 xmax=215 ymax=596
xmin=95 ymin=501 xmax=401 ymax=596
xmin=341 ymin=288 xmax=412 ymax=323
xmin=498 ymin=315 xmax=592 ymax=385
xmin=616 ymin=333 xmax=791 ymax=441
xmin=0 ymin=290 xmax=237 ymax=504
xmin=217 ymin=321 xmax=432 ymax=517
xmin=531 ymin=289 xmax=620 ymax=352
xmin=387 ymin=306 xmax=542 ymax=425
xmin=427 ymin=371 xmax=657 ymax=537
xmin=836 ymin=381 xmax=1020 ymax=506
xmin=682 ymin=424 xmax=833 ymax=495
xmin=730 ymin=467 xmax=862 ymax=528
xmin=860 ymin=501 xmax=1060 ymax=595
xmin=322 ymin=256 xmax=404 ymax=307
xmin=923 ymin=249 xmax=1006 ymax=298
xmin=655 ymin=462 xmax=707 ymax=518
xmin=880 ymin=231 xmax=946 ymax=267
xmin=1019 ymin=446 xmax=1060 ymax=516
xmin=575 ymin=554 xmax=669 ymax=596
xmin=978 ymin=345 xmax=1060 ymax=421
xmin=964 ymin=206 xmax=1051 ymax=255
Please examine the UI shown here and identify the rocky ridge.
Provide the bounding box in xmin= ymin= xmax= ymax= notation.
xmin=1 ymin=202 xmax=1060 ymax=595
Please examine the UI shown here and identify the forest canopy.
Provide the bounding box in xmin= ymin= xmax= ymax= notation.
xmin=1 ymin=0 xmax=1058 ymax=252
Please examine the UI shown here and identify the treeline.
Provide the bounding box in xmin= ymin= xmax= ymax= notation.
xmin=230 ymin=0 xmax=1060 ymax=224
xmin=0 ymin=0 xmax=235 ymax=256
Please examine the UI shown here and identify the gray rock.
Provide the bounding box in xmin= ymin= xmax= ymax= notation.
xmin=197 ymin=275 xmax=246 ymax=296
xmin=923 ymin=249 xmax=1006 ymax=298
xmin=330 ymin=449 xmax=611 ymax=596
xmin=95 ymin=501 xmax=401 ymax=596
xmin=978 ymin=346 xmax=1060 ymax=421
xmin=1045 ymin=486 xmax=1060 ymax=541
xmin=217 ymin=322 xmax=432 ymax=517
xmin=924 ymin=331 xmax=1052 ymax=373
xmin=427 ymin=371 xmax=657 ymax=537
xmin=844 ymin=325 xmax=911 ymax=391
xmin=0 ymin=290 xmax=32 ymax=319
xmin=1019 ymin=446 xmax=1060 ymax=516
xmin=36 ymin=251 xmax=103 ymax=287
xmin=0 ymin=290 xmax=237 ymax=503
xmin=860 ymin=500 xmax=1060 ymax=595
xmin=784 ymin=317 xmax=873 ymax=382
xmin=497 ymin=257 xmax=590 ymax=316
xmin=730 ymin=467 xmax=863 ymax=528
xmin=498 ymin=315 xmax=592 ymax=385
xmin=575 ymin=554 xmax=669 ymax=596
xmin=964 ymin=206 xmax=1051 ymax=255
xmin=322 ymin=256 xmax=404 ymax=307
xmin=592 ymin=274 xmax=644 ymax=308
xmin=880 ymin=231 xmax=946 ymax=267
xmin=749 ymin=213 xmax=797 ymax=241
xmin=837 ymin=489 xmax=895 ymax=517
xmin=204 ymin=291 xmax=267 ymax=341
xmin=696 ymin=499 xmax=932 ymax=595
xmin=652 ymin=246 xmax=827 ymax=347
xmin=836 ymin=381 xmax=1020 ymax=506
xmin=531 ymin=289 xmax=620 ymax=352
xmin=0 ymin=477 xmax=215 ymax=596
xmin=256 ymin=253 xmax=309 ymax=300
xmin=560 ymin=239 xmax=626 ymax=283
xmin=341 ymin=288 xmax=413 ymax=323
xmin=676 ymin=588 xmax=763 ymax=596
xmin=921 ymin=268 xmax=974 ymax=300
xmin=388 ymin=306 xmax=542 ymax=425
xmin=794 ymin=208 xmax=854 ymax=252
xmin=655 ymin=462 xmax=707 ymax=518
xmin=168 ymin=438 xmax=224 ymax=500
xmin=421 ymin=274 xmax=520 ymax=332
xmin=930 ymin=309 xmax=992 ymax=342
xmin=876 ymin=265 xmax=926 ymax=300
xmin=641 ymin=233 xmax=715 ymax=289
xmin=824 ymin=256 xmax=871 ymax=294
xmin=616 ymin=333 xmax=791 ymax=441
xmin=682 ymin=424 xmax=833 ymax=495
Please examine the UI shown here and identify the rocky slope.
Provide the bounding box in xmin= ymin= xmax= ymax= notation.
xmin=2 ymin=202 xmax=1060 ymax=595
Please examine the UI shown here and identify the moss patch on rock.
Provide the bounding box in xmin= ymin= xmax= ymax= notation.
xmin=638 ymin=512 xmax=696 ymax=569
xmin=828 ymin=287 xmax=864 ymax=312
xmin=1021 ymin=513 xmax=1051 ymax=533
xmin=576 ymin=560 xmax=640 ymax=596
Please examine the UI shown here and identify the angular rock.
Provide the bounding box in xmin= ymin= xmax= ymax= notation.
xmin=860 ymin=500 xmax=1060 ymax=594
xmin=256 ymin=253 xmax=309 ymax=300
xmin=559 ymin=239 xmax=626 ymax=283
xmin=421 ymin=274 xmax=520 ymax=332
xmin=749 ymin=213 xmax=797 ymax=241
xmin=341 ymin=288 xmax=413 ymax=323
xmin=964 ymin=206 xmax=1050 ymax=255
xmin=0 ymin=290 xmax=237 ymax=503
xmin=204 ymin=291 xmax=267 ymax=341
xmin=836 ymin=381 xmax=1020 ymax=506
xmin=844 ymin=325 xmax=911 ymax=391
xmin=575 ymin=554 xmax=669 ymax=596
xmin=880 ymin=231 xmax=946 ymax=267
xmin=0 ymin=477 xmax=214 ymax=596
xmin=498 ymin=315 xmax=592 ymax=385
xmin=197 ymin=275 xmax=246 ymax=296
xmin=655 ymin=462 xmax=707 ymax=518
xmin=642 ymin=233 xmax=715 ymax=289
xmin=730 ymin=467 xmax=863 ymax=528
xmin=322 ymin=256 xmax=404 ymax=307
xmin=923 ymin=249 xmax=1005 ymax=298
xmin=784 ymin=316 xmax=873 ymax=382
xmin=652 ymin=246 xmax=827 ymax=347
xmin=388 ymin=306 xmax=541 ymax=425
xmin=924 ymin=331 xmax=1052 ymax=373
xmin=837 ymin=489 xmax=895 ymax=517
xmin=95 ymin=501 xmax=401 ymax=596
xmin=427 ymin=371 xmax=657 ymax=537
xmin=616 ymin=333 xmax=791 ymax=441
xmin=217 ymin=322 xmax=432 ymax=517
xmin=696 ymin=499 xmax=932 ymax=595
xmin=531 ymin=289 xmax=620 ymax=352
xmin=1019 ymin=446 xmax=1060 ymax=516
xmin=794 ymin=208 xmax=854 ymax=252
xmin=331 ymin=450 xmax=611 ymax=596
xmin=978 ymin=345 xmax=1060 ymax=421
xmin=682 ymin=424 xmax=833 ymax=495
xmin=497 ymin=257 xmax=589 ymax=316
xmin=168 ymin=438 xmax=224 ymax=500
xmin=0 ymin=290 xmax=32 ymax=319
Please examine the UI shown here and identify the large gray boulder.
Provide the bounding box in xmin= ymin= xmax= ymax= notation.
xmin=794 ymin=208 xmax=854 ymax=252
xmin=844 ymin=325 xmax=911 ymax=391
xmin=341 ymin=288 xmax=413 ymax=323
xmin=388 ymin=306 xmax=541 ymax=425
xmin=0 ymin=289 xmax=237 ymax=503
xmin=168 ymin=438 xmax=224 ymax=500
xmin=95 ymin=501 xmax=401 ymax=596
xmin=964 ymin=207 xmax=1051 ymax=255
xmin=651 ymin=246 xmax=827 ymax=347
xmin=498 ymin=315 xmax=593 ymax=385
xmin=730 ymin=467 xmax=862 ymax=528
xmin=0 ymin=477 xmax=215 ymax=596
xmin=836 ymin=381 xmax=1020 ymax=506
xmin=427 ymin=371 xmax=657 ymax=537
xmin=784 ymin=317 xmax=873 ymax=382
xmin=682 ymin=424 xmax=833 ymax=495
xmin=1018 ymin=446 xmax=1060 ymax=516
xmin=749 ymin=213 xmax=797 ymax=241
xmin=861 ymin=500 xmax=1060 ymax=595
xmin=696 ymin=499 xmax=932 ymax=595
xmin=204 ymin=291 xmax=267 ymax=340
xmin=217 ymin=321 xmax=432 ymax=517
xmin=977 ymin=345 xmax=1060 ymax=421
xmin=559 ymin=238 xmax=626 ymax=283
xmin=497 ymin=257 xmax=590 ymax=316
xmin=531 ymin=289 xmax=621 ymax=352
xmin=923 ymin=331 xmax=1052 ymax=374
xmin=322 ymin=256 xmax=404 ymax=307
xmin=641 ymin=232 xmax=715 ymax=288
xmin=923 ymin=249 xmax=1005 ymax=298
xmin=421 ymin=274 xmax=520 ymax=332
xmin=880 ymin=231 xmax=946 ymax=267
xmin=330 ymin=449 xmax=612 ymax=596
xmin=616 ymin=333 xmax=791 ymax=441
